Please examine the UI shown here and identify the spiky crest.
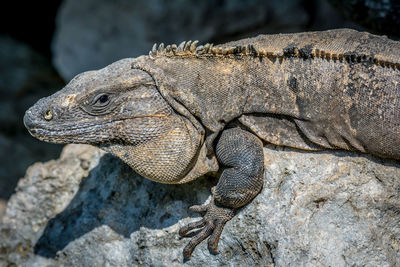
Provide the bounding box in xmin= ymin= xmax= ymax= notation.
xmin=148 ymin=40 xmax=400 ymax=70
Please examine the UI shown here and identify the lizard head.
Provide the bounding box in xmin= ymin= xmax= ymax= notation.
xmin=24 ymin=58 xmax=203 ymax=183
xmin=24 ymin=58 xmax=172 ymax=144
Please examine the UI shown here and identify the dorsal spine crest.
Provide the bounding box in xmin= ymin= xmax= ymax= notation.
xmin=148 ymin=40 xmax=400 ymax=70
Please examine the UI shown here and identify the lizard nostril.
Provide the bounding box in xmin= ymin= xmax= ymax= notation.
xmin=44 ymin=109 xmax=53 ymax=121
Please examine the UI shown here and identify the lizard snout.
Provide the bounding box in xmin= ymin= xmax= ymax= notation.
xmin=23 ymin=100 xmax=55 ymax=132
xmin=23 ymin=110 xmax=37 ymax=131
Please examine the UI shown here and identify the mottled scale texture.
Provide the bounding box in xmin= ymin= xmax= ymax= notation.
xmin=132 ymin=29 xmax=400 ymax=160
xmin=214 ymin=128 xmax=264 ymax=208
xmin=103 ymin=115 xmax=200 ymax=183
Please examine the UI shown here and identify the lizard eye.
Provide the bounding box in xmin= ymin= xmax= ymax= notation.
xmin=98 ymin=94 xmax=108 ymax=103
xmin=93 ymin=93 xmax=111 ymax=107
xmin=81 ymin=92 xmax=116 ymax=115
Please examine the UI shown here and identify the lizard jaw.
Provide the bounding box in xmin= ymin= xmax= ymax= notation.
xmin=24 ymin=111 xmax=168 ymax=145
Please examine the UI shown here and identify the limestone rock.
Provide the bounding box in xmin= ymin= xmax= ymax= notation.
xmin=1 ymin=144 xmax=399 ymax=266
xmin=0 ymin=200 xmax=5 ymax=221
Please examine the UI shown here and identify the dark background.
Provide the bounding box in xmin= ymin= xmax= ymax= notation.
xmin=0 ymin=0 xmax=399 ymax=216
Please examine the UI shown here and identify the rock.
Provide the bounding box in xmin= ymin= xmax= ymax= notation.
xmin=52 ymin=0 xmax=351 ymax=80
xmin=0 ymin=35 xmax=64 ymax=200
xmin=1 ymin=144 xmax=399 ymax=266
xmin=0 ymin=200 xmax=5 ymax=221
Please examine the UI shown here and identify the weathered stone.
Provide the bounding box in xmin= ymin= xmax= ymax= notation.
xmin=0 ymin=200 xmax=5 ymax=221
xmin=1 ymin=144 xmax=399 ymax=266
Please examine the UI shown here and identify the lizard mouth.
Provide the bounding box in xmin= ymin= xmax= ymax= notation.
xmin=25 ymin=119 xmax=126 ymax=144
xmin=24 ymin=114 xmax=168 ymax=144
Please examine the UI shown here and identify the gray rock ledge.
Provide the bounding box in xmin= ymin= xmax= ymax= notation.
xmin=1 ymin=144 xmax=399 ymax=266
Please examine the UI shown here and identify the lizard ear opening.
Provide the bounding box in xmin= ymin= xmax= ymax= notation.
xmin=128 ymin=68 xmax=156 ymax=87
xmin=131 ymin=65 xmax=205 ymax=136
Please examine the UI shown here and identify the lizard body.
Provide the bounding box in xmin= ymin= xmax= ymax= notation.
xmin=24 ymin=29 xmax=400 ymax=259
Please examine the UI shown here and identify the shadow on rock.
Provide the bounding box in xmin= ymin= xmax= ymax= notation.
xmin=34 ymin=153 xmax=214 ymax=258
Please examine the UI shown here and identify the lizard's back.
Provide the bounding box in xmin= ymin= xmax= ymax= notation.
xmin=134 ymin=29 xmax=400 ymax=160
xmin=225 ymin=29 xmax=400 ymax=159
xmin=225 ymin=29 xmax=400 ymax=66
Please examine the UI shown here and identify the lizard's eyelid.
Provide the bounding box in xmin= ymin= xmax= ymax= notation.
xmin=92 ymin=93 xmax=112 ymax=106
xmin=80 ymin=93 xmax=116 ymax=115
xmin=130 ymin=82 xmax=156 ymax=89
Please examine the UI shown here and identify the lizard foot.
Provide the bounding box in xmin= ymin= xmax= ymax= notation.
xmin=179 ymin=197 xmax=235 ymax=259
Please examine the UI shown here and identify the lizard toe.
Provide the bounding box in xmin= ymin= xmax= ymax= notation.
xmin=183 ymin=223 xmax=213 ymax=259
xmin=179 ymin=218 xmax=206 ymax=237
xmin=189 ymin=204 xmax=208 ymax=215
xmin=180 ymin=198 xmax=235 ymax=259
xmin=207 ymin=219 xmax=225 ymax=255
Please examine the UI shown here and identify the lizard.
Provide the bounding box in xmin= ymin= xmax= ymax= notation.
xmin=23 ymin=29 xmax=400 ymax=259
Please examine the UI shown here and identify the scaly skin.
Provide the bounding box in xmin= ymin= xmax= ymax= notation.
xmin=24 ymin=29 xmax=400 ymax=259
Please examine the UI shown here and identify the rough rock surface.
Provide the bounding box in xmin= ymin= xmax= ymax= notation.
xmin=1 ymin=144 xmax=400 ymax=266
xmin=0 ymin=200 xmax=5 ymax=221
xmin=52 ymin=0 xmax=353 ymax=80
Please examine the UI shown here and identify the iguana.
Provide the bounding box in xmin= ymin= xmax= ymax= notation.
xmin=24 ymin=29 xmax=400 ymax=259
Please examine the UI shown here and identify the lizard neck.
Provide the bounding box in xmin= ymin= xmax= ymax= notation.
xmin=102 ymin=115 xmax=201 ymax=184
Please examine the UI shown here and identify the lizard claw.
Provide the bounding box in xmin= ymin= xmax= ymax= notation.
xmin=179 ymin=197 xmax=235 ymax=259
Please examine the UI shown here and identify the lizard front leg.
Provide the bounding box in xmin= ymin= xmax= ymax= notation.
xmin=179 ymin=127 xmax=264 ymax=259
